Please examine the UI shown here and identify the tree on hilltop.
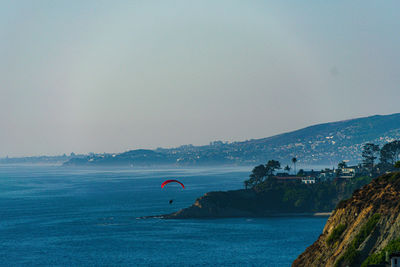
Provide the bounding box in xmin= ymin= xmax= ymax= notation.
xmin=362 ymin=143 xmax=380 ymax=169
xmin=245 ymin=160 xmax=281 ymax=189
xmin=380 ymin=140 xmax=400 ymax=165
xmin=247 ymin=164 xmax=267 ymax=188
xmin=338 ymin=161 xmax=348 ymax=169
xmin=265 ymin=160 xmax=281 ymax=177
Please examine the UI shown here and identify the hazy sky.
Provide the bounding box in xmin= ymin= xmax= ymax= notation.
xmin=1 ymin=1 xmax=400 ymax=157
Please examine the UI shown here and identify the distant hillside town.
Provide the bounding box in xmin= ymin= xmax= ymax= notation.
xmin=63 ymin=113 xmax=400 ymax=167
xmin=2 ymin=113 xmax=400 ymax=167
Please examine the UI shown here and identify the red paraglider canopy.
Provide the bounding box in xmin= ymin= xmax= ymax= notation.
xmin=161 ymin=179 xmax=185 ymax=189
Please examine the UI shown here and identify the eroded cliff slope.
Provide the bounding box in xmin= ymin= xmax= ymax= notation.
xmin=293 ymin=172 xmax=400 ymax=267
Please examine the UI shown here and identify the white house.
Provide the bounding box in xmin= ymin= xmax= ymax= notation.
xmin=339 ymin=166 xmax=359 ymax=179
xmin=301 ymin=176 xmax=316 ymax=184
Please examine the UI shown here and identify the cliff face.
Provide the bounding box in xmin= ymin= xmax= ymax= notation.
xmin=293 ymin=172 xmax=400 ymax=267
xmin=162 ymin=190 xmax=259 ymax=219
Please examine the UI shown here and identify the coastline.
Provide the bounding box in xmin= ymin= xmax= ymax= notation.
xmin=139 ymin=211 xmax=332 ymax=220
xmin=262 ymin=212 xmax=332 ymax=217
xmin=312 ymin=212 xmax=332 ymax=216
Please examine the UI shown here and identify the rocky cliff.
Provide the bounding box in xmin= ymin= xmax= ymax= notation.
xmin=293 ymin=172 xmax=400 ymax=267
xmin=162 ymin=190 xmax=259 ymax=219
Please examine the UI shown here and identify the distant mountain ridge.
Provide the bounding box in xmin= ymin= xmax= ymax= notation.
xmin=62 ymin=113 xmax=400 ymax=166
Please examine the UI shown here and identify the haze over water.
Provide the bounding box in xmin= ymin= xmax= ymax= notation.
xmin=0 ymin=165 xmax=326 ymax=266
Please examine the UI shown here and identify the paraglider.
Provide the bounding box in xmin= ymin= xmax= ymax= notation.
xmin=161 ymin=180 xmax=184 ymax=205
xmin=161 ymin=179 xmax=185 ymax=189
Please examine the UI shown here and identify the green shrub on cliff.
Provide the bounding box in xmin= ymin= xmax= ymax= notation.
xmin=353 ymin=214 xmax=381 ymax=248
xmin=334 ymin=214 xmax=381 ymax=267
xmin=327 ymin=224 xmax=347 ymax=246
xmin=361 ymin=237 xmax=400 ymax=267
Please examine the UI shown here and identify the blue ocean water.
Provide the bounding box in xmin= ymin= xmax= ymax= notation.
xmin=0 ymin=165 xmax=327 ymax=266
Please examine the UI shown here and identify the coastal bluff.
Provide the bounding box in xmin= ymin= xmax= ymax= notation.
xmin=146 ymin=176 xmax=374 ymax=219
xmin=146 ymin=186 xmax=334 ymax=219
xmin=293 ymin=172 xmax=400 ymax=267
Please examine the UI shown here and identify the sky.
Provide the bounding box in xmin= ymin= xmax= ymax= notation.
xmin=1 ymin=1 xmax=400 ymax=157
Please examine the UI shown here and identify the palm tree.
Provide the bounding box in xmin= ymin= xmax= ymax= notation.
xmin=284 ymin=165 xmax=291 ymax=174
xmin=292 ymin=157 xmax=297 ymax=175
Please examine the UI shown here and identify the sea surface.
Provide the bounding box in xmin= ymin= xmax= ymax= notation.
xmin=0 ymin=165 xmax=327 ymax=266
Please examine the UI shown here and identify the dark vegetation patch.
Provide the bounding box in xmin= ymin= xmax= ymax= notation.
xmin=334 ymin=214 xmax=381 ymax=267
xmin=361 ymin=237 xmax=400 ymax=267
xmin=327 ymin=224 xmax=347 ymax=246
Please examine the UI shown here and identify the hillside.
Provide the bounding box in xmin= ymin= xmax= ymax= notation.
xmin=64 ymin=113 xmax=400 ymax=166
xmin=293 ymin=172 xmax=400 ymax=267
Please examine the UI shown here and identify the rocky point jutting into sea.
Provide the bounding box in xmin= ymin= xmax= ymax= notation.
xmin=147 ymin=175 xmax=371 ymax=219
xmin=293 ymin=172 xmax=400 ymax=267
xmin=157 ymin=189 xmax=332 ymax=219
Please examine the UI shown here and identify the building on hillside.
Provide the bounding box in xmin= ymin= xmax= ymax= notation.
xmin=318 ymin=169 xmax=336 ymax=181
xmin=301 ymin=176 xmax=316 ymax=184
xmin=273 ymin=176 xmax=317 ymax=184
xmin=339 ymin=165 xmax=360 ymax=179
